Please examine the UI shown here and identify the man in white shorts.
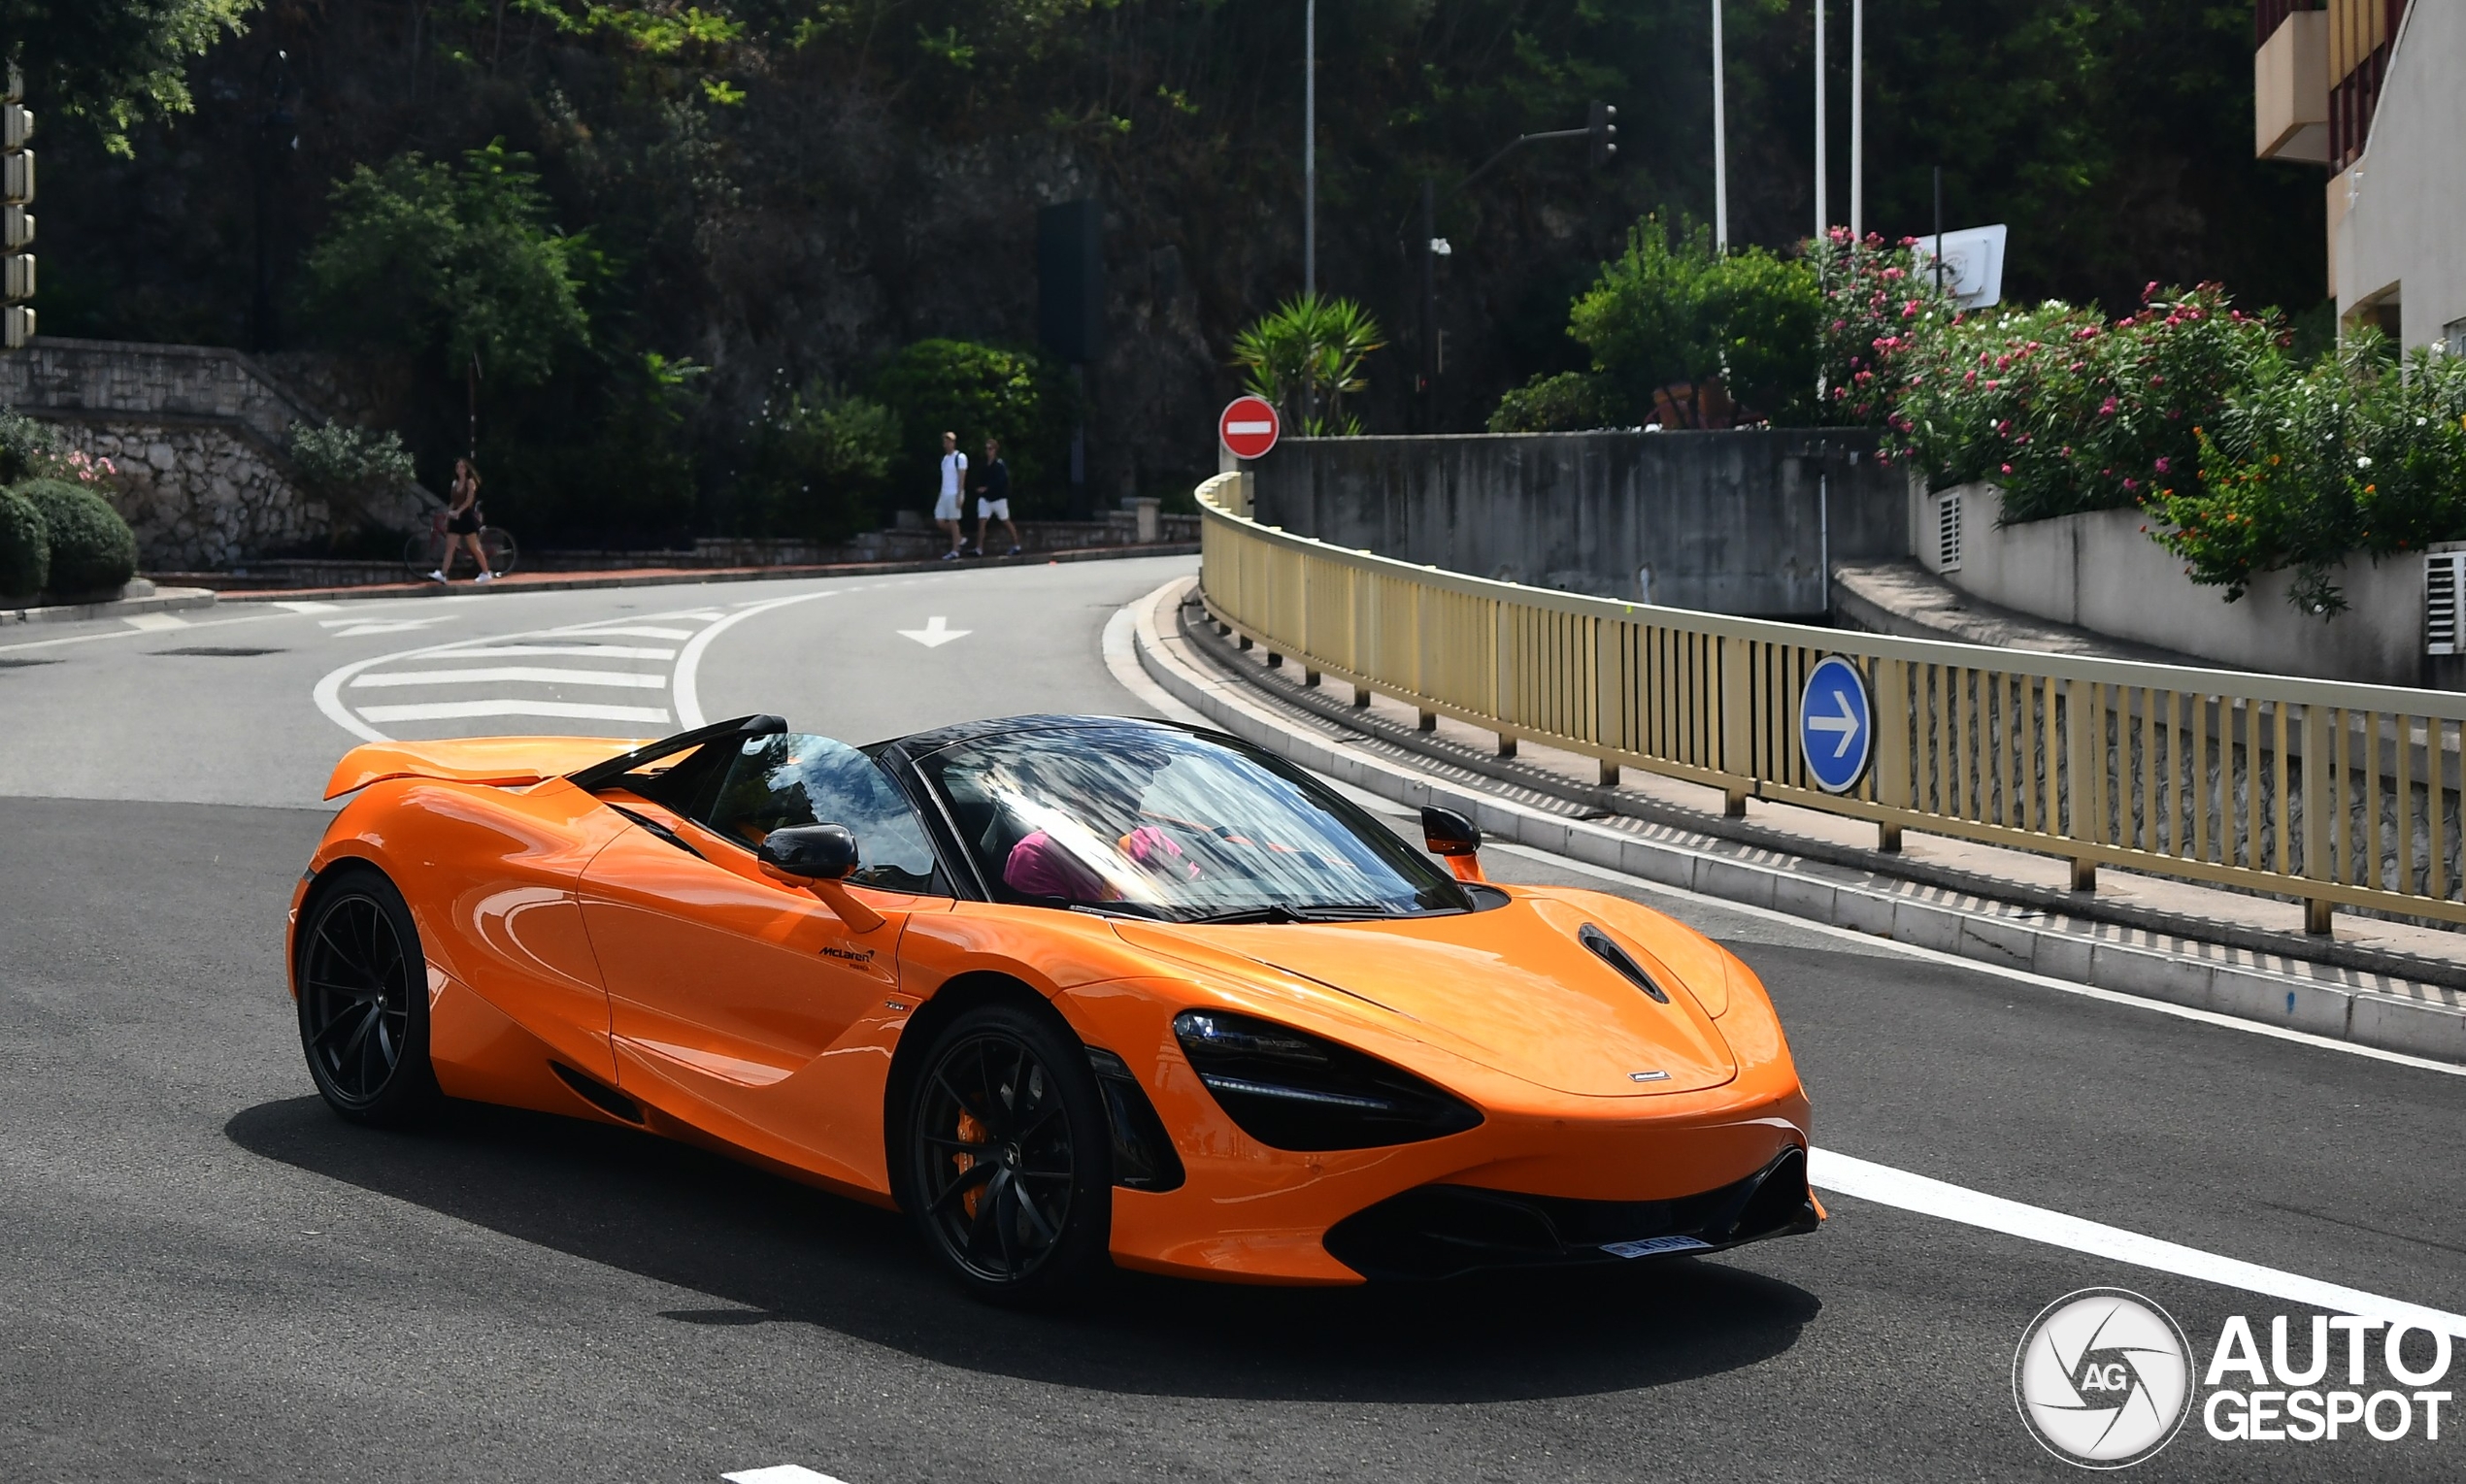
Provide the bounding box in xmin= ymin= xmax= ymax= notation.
xmin=973 ymin=436 xmax=1022 ymax=556
xmin=934 ymin=430 xmax=967 ymax=559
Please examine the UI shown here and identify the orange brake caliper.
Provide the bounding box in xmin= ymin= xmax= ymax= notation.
xmin=954 ymin=1110 xmax=987 ymax=1219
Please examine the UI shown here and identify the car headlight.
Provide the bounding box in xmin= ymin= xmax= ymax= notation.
xmin=1172 ymin=1009 xmax=1482 ymax=1151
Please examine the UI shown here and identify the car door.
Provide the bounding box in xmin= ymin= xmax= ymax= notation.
xmin=577 ymin=733 xmax=950 ymax=1177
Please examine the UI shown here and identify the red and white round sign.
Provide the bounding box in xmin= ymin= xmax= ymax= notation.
xmin=1218 ymin=396 xmax=1281 ymax=460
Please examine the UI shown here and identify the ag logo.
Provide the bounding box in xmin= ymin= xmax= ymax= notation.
xmin=2014 ymin=1288 xmax=2195 ymax=1468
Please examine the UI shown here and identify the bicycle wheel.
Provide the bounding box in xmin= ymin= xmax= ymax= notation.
xmin=403 ymin=532 xmax=441 ymax=577
xmin=481 ymin=528 xmax=517 ymax=577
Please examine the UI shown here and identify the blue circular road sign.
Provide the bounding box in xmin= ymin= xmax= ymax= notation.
xmin=1798 ymin=655 xmax=1873 ymax=794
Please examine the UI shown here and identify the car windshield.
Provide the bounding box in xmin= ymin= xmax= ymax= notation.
xmin=915 ymin=724 xmax=1470 ymax=920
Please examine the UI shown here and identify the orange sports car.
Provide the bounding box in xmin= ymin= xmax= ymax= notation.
xmin=291 ymin=713 xmax=1818 ymax=1302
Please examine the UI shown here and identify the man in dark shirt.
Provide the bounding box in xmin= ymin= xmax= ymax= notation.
xmin=972 ymin=437 xmax=1022 ymax=556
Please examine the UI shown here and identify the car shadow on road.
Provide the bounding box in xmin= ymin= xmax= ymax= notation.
xmin=226 ymin=1095 xmax=1819 ymax=1402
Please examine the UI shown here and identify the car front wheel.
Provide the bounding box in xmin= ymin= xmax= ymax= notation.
xmin=901 ymin=1003 xmax=1112 ymax=1303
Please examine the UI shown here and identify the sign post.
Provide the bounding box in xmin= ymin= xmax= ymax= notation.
xmin=1218 ymin=396 xmax=1281 ymax=462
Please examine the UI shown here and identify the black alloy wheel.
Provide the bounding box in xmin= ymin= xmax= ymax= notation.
xmin=296 ymin=867 xmax=439 ymax=1124
xmin=903 ymin=1004 xmax=1112 ymax=1303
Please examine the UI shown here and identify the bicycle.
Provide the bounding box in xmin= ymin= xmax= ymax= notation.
xmin=403 ymin=509 xmax=518 ymax=581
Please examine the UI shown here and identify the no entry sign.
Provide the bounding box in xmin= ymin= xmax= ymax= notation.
xmin=1218 ymin=396 xmax=1281 ymax=460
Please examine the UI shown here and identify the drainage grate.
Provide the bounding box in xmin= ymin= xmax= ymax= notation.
xmin=152 ymin=645 xmax=285 ymax=657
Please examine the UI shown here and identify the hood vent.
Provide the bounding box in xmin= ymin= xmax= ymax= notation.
xmin=1579 ymin=923 xmax=1669 ymax=1004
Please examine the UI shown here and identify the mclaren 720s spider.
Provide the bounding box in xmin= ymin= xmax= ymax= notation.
xmin=290 ymin=712 xmax=1819 ymax=1302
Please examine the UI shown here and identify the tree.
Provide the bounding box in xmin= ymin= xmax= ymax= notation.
xmin=868 ymin=340 xmax=1075 ymax=515
xmin=1562 ymin=215 xmax=1821 ymax=424
xmin=7 ymin=0 xmax=258 ymax=156
xmin=300 ymin=142 xmax=591 ymax=388
xmin=1230 ymin=296 xmax=1386 ymax=437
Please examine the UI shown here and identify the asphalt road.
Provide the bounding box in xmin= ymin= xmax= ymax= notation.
xmin=2 ymin=556 xmax=2460 ymax=1482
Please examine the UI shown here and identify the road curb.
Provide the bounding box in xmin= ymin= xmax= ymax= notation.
xmin=1125 ymin=576 xmax=2466 ymax=1067
xmin=210 ymin=542 xmax=1200 ymax=605
xmin=1 ymin=585 xmax=218 ymax=627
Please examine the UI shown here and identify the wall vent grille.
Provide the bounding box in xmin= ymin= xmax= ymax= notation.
xmin=2426 ymin=551 xmax=2465 ymax=655
xmin=1936 ymin=491 xmax=1963 ymax=572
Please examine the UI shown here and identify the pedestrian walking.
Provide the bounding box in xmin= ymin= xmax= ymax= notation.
xmin=972 ymin=437 xmax=1022 ymax=557
xmin=933 ymin=431 xmax=968 ymax=560
xmin=430 ymin=457 xmax=494 ymax=584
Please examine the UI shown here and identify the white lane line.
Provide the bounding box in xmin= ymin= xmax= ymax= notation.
xmin=549 ymin=623 xmax=698 ymax=641
xmin=355 ymin=699 xmax=672 ymax=724
xmin=1483 ymin=839 xmax=2466 ymax=1078
xmin=443 ymin=643 xmax=678 ymax=660
xmin=351 ymin=667 xmax=667 ymax=690
xmin=269 ymin=600 xmax=339 ymax=612
xmin=673 ymin=591 xmax=843 ymax=728
xmin=122 ymin=612 xmax=189 ymax=632
xmin=2 ymin=608 xmax=292 ymax=655
xmin=1813 ymin=1148 xmax=2466 ymax=1339
xmin=722 ymin=1468 xmax=850 ymax=1484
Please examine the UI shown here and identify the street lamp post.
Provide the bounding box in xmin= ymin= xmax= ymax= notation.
xmin=1850 ymin=0 xmax=1864 ymax=242
xmin=1713 ymin=0 xmax=1729 ymax=251
xmin=1813 ymin=0 xmax=1826 ymax=245
xmin=1304 ymin=0 xmax=1316 ymax=298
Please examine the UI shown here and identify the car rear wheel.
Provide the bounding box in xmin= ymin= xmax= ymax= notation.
xmin=296 ymin=867 xmax=439 ymax=1124
xmin=901 ymin=1004 xmax=1112 ymax=1303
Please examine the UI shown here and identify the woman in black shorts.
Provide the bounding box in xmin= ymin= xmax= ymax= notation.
xmin=432 ymin=458 xmax=491 ymax=583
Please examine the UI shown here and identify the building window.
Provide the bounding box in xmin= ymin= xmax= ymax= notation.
xmin=2447 ymin=317 xmax=2466 ymax=359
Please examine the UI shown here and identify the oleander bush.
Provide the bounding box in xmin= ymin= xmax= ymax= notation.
xmin=13 ymin=478 xmax=138 ymax=596
xmin=0 ymin=487 xmax=46 ymax=599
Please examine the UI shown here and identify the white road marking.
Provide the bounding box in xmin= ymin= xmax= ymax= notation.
xmin=721 ymin=1468 xmax=850 ymax=1484
xmin=442 ymin=643 xmax=678 ymax=660
xmin=672 ymin=590 xmax=843 ymax=728
xmin=549 ymin=623 xmax=698 ymax=641
xmin=350 ymin=667 xmax=667 ymax=690
xmin=1483 ymin=838 xmax=2466 ymax=1078
xmin=269 ymin=600 xmax=339 ymax=612
xmin=896 ymin=614 xmax=970 ymax=648
xmin=121 ymin=612 xmax=189 ymax=632
xmin=1812 ymin=1147 xmax=2466 ymax=1339
xmin=355 ymin=699 xmax=672 ymax=724
xmin=1 ymin=609 xmax=290 ymax=655
xmin=325 ymin=618 xmax=463 ymax=638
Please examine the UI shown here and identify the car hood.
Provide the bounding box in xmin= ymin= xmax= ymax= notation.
xmin=1113 ymin=893 xmax=1738 ymax=1097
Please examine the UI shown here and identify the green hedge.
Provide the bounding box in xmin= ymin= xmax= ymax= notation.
xmin=13 ymin=479 xmax=137 ymax=596
xmin=0 ymin=488 xmax=45 ymax=599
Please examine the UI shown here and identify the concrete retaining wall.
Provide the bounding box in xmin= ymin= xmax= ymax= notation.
xmin=0 ymin=337 xmax=430 ymax=570
xmin=1248 ymin=428 xmax=1904 ymax=617
xmin=1916 ymin=479 xmax=2426 ymax=685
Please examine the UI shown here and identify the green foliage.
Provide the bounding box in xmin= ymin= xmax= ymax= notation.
xmin=5 ymin=0 xmax=256 ymax=157
xmin=1230 ymin=296 xmax=1385 ymax=437
xmin=300 ymin=142 xmax=591 ymax=387
xmin=868 ymin=340 xmax=1074 ymax=513
xmin=0 ymin=488 xmax=45 ymax=599
xmin=12 ymin=479 xmax=136 ymax=595
xmin=2150 ymin=336 xmax=2466 ymax=614
xmin=736 ymin=379 xmax=903 ymax=540
xmin=286 ymin=420 xmax=417 ymax=498
xmin=0 ymin=409 xmax=72 ymax=485
xmin=1562 ymin=216 xmax=1822 ymax=424
xmin=1487 ymin=372 xmax=1612 ymax=434
xmin=1880 ymin=282 xmax=2282 ymax=523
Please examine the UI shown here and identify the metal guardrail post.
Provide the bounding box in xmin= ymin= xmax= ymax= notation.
xmin=2303 ymin=702 xmax=2333 ymax=933
xmin=2064 ymin=676 xmax=2098 ymax=892
xmin=1875 ymin=656 xmax=1909 ymax=851
xmin=1718 ymin=635 xmax=1750 ymax=816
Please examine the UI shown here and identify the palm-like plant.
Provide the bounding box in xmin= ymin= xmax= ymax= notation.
xmin=1230 ymin=294 xmax=1386 ymax=436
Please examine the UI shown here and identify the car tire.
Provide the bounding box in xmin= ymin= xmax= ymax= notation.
xmin=295 ymin=865 xmax=441 ymax=1126
xmin=899 ymin=1001 xmax=1113 ymax=1304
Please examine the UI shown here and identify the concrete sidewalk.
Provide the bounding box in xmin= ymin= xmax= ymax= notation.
xmin=209 ymin=541 xmax=1200 ymax=605
xmin=1124 ymin=575 xmax=2466 ymax=1065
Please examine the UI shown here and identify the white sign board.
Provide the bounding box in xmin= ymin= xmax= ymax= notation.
xmin=1913 ymin=223 xmax=2008 ymax=311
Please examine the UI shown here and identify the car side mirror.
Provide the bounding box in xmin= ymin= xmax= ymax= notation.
xmin=1420 ymin=806 xmax=1486 ymax=884
xmin=758 ymin=824 xmax=885 ymax=933
xmin=758 ymin=823 xmax=860 ymax=882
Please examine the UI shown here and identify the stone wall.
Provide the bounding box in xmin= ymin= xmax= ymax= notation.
xmin=0 ymin=337 xmax=432 ymax=571
xmin=1246 ymin=428 xmax=1905 ymax=618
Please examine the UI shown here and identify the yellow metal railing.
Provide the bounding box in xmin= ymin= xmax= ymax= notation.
xmin=1194 ymin=472 xmax=2466 ymax=933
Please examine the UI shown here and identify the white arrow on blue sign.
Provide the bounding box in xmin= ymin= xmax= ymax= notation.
xmin=1798 ymin=655 xmax=1874 ymax=794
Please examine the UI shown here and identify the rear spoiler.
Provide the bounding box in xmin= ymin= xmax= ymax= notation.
xmin=323 ymin=736 xmax=648 ymax=800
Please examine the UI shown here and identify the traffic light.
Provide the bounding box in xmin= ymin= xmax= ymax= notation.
xmin=1588 ymin=100 xmax=1618 ymax=169
xmin=2 ymin=69 xmax=26 ymax=349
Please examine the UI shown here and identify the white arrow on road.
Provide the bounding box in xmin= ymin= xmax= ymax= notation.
xmin=897 ymin=615 xmax=971 ymax=648
xmin=1808 ymin=687 xmax=1861 ymax=758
